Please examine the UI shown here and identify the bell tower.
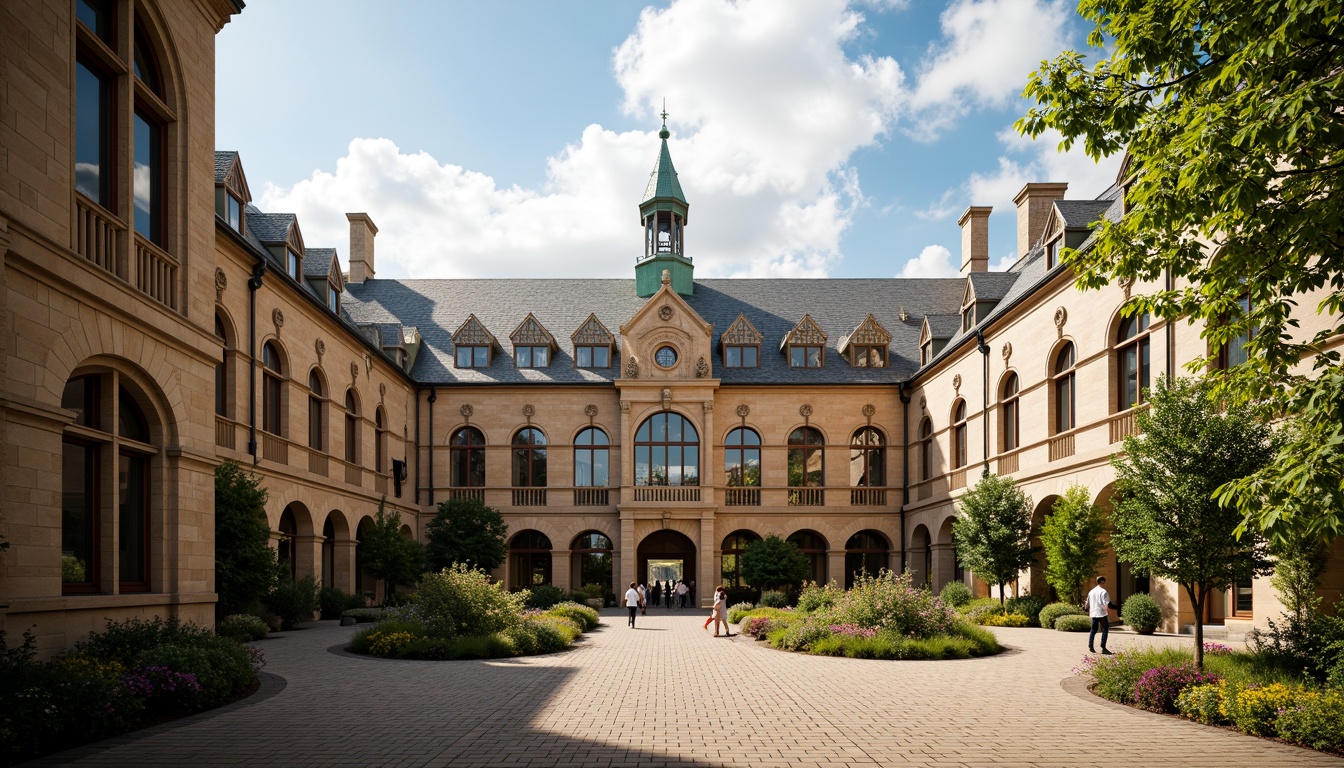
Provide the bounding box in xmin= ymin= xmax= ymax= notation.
xmin=636 ymin=107 xmax=692 ymax=297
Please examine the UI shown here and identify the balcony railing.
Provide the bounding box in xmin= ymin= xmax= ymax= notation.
xmin=308 ymin=451 xmax=327 ymax=476
xmin=261 ymin=432 xmax=287 ymax=465
xmin=949 ymin=469 xmax=967 ymax=491
xmin=850 ymin=488 xmax=887 ymax=506
xmin=215 ymin=416 xmax=235 ymax=450
xmin=632 ymin=486 xmax=701 ymax=502
xmin=574 ymin=488 xmax=609 ymax=506
xmin=512 ymin=488 xmax=547 ymax=506
xmin=134 ymin=234 xmax=178 ymax=311
xmin=788 ymin=487 xmax=824 ymax=506
xmin=75 ymin=194 xmax=124 ymax=278
xmin=724 ymin=487 xmax=760 ymax=506
xmin=345 ymin=463 xmax=363 ymax=487
xmin=1049 ymin=432 xmax=1076 ymax=461
xmin=997 ymin=451 xmax=1019 ymax=475
xmin=1109 ymin=408 xmax=1142 ymax=444
xmin=445 ymin=488 xmax=485 ymax=503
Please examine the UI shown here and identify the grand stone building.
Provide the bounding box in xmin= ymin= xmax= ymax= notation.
xmin=3 ymin=0 xmax=1340 ymax=653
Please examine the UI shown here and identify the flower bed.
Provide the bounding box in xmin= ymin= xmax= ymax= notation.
xmin=348 ymin=564 xmax=599 ymax=660
xmin=733 ymin=572 xmax=1001 ymax=660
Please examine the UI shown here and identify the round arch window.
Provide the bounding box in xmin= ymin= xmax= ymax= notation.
xmin=654 ymin=345 xmax=678 ymax=368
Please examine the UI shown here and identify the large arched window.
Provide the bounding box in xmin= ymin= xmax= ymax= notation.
xmin=1053 ymin=343 xmax=1076 ymax=433
xmin=918 ymin=417 xmax=934 ymax=481
xmin=850 ymin=427 xmax=885 ymax=486
xmin=634 ymin=412 xmax=699 ymax=486
xmin=845 ymin=530 xmax=889 ymax=589
xmin=512 ymin=428 xmax=548 ymax=487
xmin=721 ymin=530 xmax=761 ymax=589
xmin=1001 ymin=373 xmax=1020 ymax=452
xmin=788 ymin=530 xmax=829 ymax=585
xmin=374 ymin=407 xmax=387 ymax=474
xmin=450 ymin=427 xmax=485 ymax=487
xmin=574 ymin=427 xmax=609 ymax=505
xmin=951 ymin=400 xmax=968 ymax=469
xmin=509 ymin=530 xmax=552 ymax=590
xmin=788 ymin=426 xmax=824 ymax=506
xmin=1116 ymin=313 xmax=1151 ymax=410
xmin=278 ymin=506 xmax=298 ymax=581
xmin=214 ymin=313 xmax=232 ymax=419
xmin=723 ymin=427 xmax=761 ymax=506
xmin=60 ymin=371 xmax=159 ymax=594
xmin=344 ymin=390 xmax=360 ymax=464
xmin=308 ymin=371 xmax=325 ymax=452
xmin=571 ymin=531 xmax=613 ymax=596
xmin=261 ymin=342 xmax=284 ymax=436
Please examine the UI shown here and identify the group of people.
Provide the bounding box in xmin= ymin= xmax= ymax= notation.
xmin=626 ymin=579 xmax=692 ymax=616
xmin=623 ymin=581 xmax=732 ymax=636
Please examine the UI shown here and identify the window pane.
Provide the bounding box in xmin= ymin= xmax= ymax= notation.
xmin=457 ymin=348 xmax=471 ymax=367
xmin=76 ymin=0 xmax=110 ymax=40
xmin=1004 ymin=400 xmax=1017 ymax=451
xmin=216 ymin=360 xmax=227 ymax=416
xmin=118 ymin=389 xmax=149 ymax=442
xmin=516 ymin=347 xmax=531 ymax=367
xmin=790 ymin=347 xmax=805 ymax=367
xmin=62 ymin=375 xmax=98 ymax=428
xmin=575 ymin=449 xmax=592 ymax=486
xmin=683 ymin=446 xmax=698 ymax=485
xmin=592 ymin=449 xmax=609 ymax=486
xmin=75 ymin=61 xmax=108 ymax=206
xmin=228 ymin=195 xmax=242 ymax=230
xmin=652 ymin=413 xmax=666 ymax=442
xmin=668 ymin=446 xmax=682 ymax=485
xmin=534 ymin=347 xmax=548 ymax=367
xmin=726 ymin=347 xmax=741 ymax=367
xmin=576 ymin=346 xmax=591 ymax=367
xmin=594 ymin=346 xmax=609 ymax=367
xmin=1121 ymin=346 xmax=1138 ymax=409
xmin=667 ymin=414 xmax=682 ymax=442
xmin=119 ymin=452 xmax=147 ymax=585
xmin=807 ymin=347 xmax=822 ymax=367
xmin=743 ymin=347 xmax=757 ymax=366
xmin=474 ymin=347 xmax=489 ymax=366
xmin=635 ymin=446 xmax=649 ymax=485
xmin=652 ymin=446 xmax=666 ymax=484
xmin=133 ymin=111 xmax=161 ymax=243
xmin=62 ymin=441 xmax=96 ymax=585
xmin=1139 ymin=338 xmax=1150 ymax=401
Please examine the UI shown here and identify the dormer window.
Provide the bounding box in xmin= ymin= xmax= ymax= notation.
xmin=920 ymin=341 xmax=932 ymax=366
xmin=226 ymin=193 xmax=242 ymax=231
xmin=720 ymin=313 xmax=762 ymax=369
xmin=515 ymin=346 xmax=549 ymax=368
xmin=725 ymin=345 xmax=758 ymax=368
xmin=287 ymin=248 xmax=301 ymax=279
xmin=851 ymin=346 xmax=886 ymax=368
xmin=214 ymin=152 xmax=251 ymax=236
xmin=782 ymin=314 xmax=827 ymax=369
xmin=456 ymin=346 xmax=490 ymax=368
xmin=1046 ymin=237 xmax=1059 ymax=269
xmin=576 ymin=345 xmax=610 ymax=368
xmin=571 ymin=313 xmax=616 ymax=370
xmin=452 ymin=314 xmax=497 ymax=370
xmin=838 ymin=315 xmax=890 ymax=369
xmin=509 ymin=313 xmax=557 ymax=370
xmin=790 ymin=345 xmax=823 ymax=368
xmin=961 ymin=305 xmax=974 ymax=332
xmin=326 ymin=282 xmax=339 ymax=312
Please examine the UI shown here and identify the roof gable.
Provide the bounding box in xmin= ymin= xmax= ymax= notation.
xmin=510 ymin=313 xmax=557 ymax=349
xmin=215 ymin=151 xmax=252 ymax=203
xmin=571 ymin=313 xmax=615 ymax=346
xmin=720 ymin=313 xmax=762 ymax=346
xmin=452 ymin=314 xmax=497 ymax=347
xmin=838 ymin=314 xmax=891 ymax=354
xmin=780 ymin=314 xmax=827 ymax=351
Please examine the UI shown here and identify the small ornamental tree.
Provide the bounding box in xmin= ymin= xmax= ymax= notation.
xmin=741 ymin=534 xmax=810 ymax=592
xmin=214 ymin=460 xmax=282 ymax=618
xmin=953 ymin=474 xmax=1036 ymax=612
xmin=424 ymin=496 xmax=509 ymax=573
xmin=1040 ymin=484 xmax=1107 ymax=605
xmin=357 ymin=500 xmax=424 ymax=598
xmin=1109 ymin=377 xmax=1274 ymax=670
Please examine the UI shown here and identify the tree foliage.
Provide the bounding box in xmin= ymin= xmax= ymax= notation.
xmin=741 ymin=534 xmax=810 ymax=592
xmin=953 ymin=474 xmax=1036 ymax=611
xmin=1017 ymin=0 xmax=1344 ymax=542
xmin=424 ymin=496 xmax=509 ymax=573
xmin=1040 ymin=484 xmax=1107 ymax=605
xmin=357 ymin=500 xmax=424 ymax=597
xmin=1108 ymin=377 xmax=1274 ymax=669
xmin=214 ymin=460 xmax=281 ymax=618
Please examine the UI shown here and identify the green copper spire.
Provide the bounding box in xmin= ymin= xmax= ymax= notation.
xmin=637 ymin=106 xmax=693 ymax=297
xmin=641 ymin=106 xmax=687 ymax=206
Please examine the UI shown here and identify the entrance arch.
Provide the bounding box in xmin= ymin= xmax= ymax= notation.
xmin=637 ymin=529 xmax=697 ymax=597
xmin=1028 ymin=495 xmax=1060 ymax=600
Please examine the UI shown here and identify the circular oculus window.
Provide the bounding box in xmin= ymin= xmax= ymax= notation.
xmin=654 ymin=345 xmax=678 ymax=368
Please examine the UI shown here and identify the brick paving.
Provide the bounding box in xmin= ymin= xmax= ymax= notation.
xmin=28 ymin=610 xmax=1343 ymax=767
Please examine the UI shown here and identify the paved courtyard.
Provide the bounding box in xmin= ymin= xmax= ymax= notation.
xmin=28 ymin=610 xmax=1342 ymax=767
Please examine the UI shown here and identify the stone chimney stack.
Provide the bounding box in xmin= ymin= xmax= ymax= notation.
xmin=346 ymin=212 xmax=378 ymax=284
xmin=1012 ymin=182 xmax=1068 ymax=259
xmin=958 ymin=206 xmax=992 ymax=275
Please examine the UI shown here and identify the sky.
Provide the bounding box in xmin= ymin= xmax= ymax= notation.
xmin=216 ymin=0 xmax=1122 ymax=282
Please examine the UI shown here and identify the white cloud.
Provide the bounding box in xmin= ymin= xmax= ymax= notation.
xmin=897 ymin=244 xmax=958 ymax=278
xmin=261 ymin=0 xmax=907 ymax=280
xmin=967 ymin=126 xmax=1123 ymax=211
xmin=914 ymin=188 xmax=959 ymax=221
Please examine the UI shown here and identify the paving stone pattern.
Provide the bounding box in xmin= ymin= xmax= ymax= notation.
xmin=29 ymin=611 xmax=1342 ymax=767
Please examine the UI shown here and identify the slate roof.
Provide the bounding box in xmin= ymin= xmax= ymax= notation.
xmin=966 ymin=272 xmax=1019 ymax=302
xmin=214 ymin=151 xmax=236 ymax=184
xmin=642 ymin=137 xmax=687 ymax=206
xmin=1055 ymin=200 xmax=1114 ymax=229
xmin=924 ymin=314 xmax=962 ymax=340
xmin=303 ymin=247 xmax=336 ymax=279
xmin=246 ymin=207 xmax=294 ymax=245
xmin=342 ymin=277 xmax=966 ymax=385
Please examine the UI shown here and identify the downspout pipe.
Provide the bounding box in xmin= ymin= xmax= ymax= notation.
xmin=975 ymin=329 xmax=990 ymax=477
xmin=246 ymin=264 xmax=265 ymax=465
xmin=1165 ymin=267 xmax=1175 ymax=379
xmin=427 ymin=387 xmax=437 ymax=507
xmin=414 ymin=387 xmax=421 ymax=506
xmin=898 ymin=381 xmax=911 ymax=573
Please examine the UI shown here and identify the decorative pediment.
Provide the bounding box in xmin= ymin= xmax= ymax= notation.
xmin=452 ymin=314 xmax=497 ymax=347
xmin=919 ymin=317 xmax=932 ymax=346
xmin=222 ymin=157 xmax=252 ymax=204
xmin=509 ymin=313 xmax=556 ymax=348
xmin=837 ymin=314 xmax=891 ymax=354
xmin=571 ymin=313 xmax=614 ymax=346
xmin=285 ymin=220 xmax=305 ymax=256
xmin=721 ymin=313 xmax=762 ymax=346
xmin=961 ymin=279 xmax=975 ymax=307
xmin=327 ymin=253 xmax=344 ymax=291
xmin=780 ymin=314 xmax=827 ymax=351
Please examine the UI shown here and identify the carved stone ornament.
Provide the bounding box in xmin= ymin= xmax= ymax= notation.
xmin=584 ymin=404 xmax=599 ymax=419
xmin=1054 ymin=306 xmax=1068 ymax=330
xmin=522 ymin=404 xmax=536 ymax=419
xmin=624 ymin=357 xmax=640 ymax=379
xmin=379 ymin=382 xmax=387 ymax=402
xmin=703 ymin=401 xmax=714 ymax=414
xmin=620 ymin=401 xmax=631 ymax=413
xmin=919 ymin=395 xmax=927 ymax=412
xmin=661 ymin=388 xmax=672 ymax=410
xmin=460 ymin=404 xmax=474 ymax=419
xmin=214 ymin=268 xmax=227 ymax=300
xmin=349 ymin=361 xmax=359 ymax=381
xmin=658 ymin=305 xmax=674 ymax=321
xmin=862 ymin=404 xmax=876 ymax=418
xmin=1001 ymin=342 xmax=1012 ymax=362
xmin=695 ymin=356 xmax=709 ymax=378
xmin=315 ymin=338 xmax=326 ymax=359
xmin=272 ymin=308 xmax=284 ymax=335
xmin=736 ymin=404 xmax=750 ymax=418
xmin=799 ymin=404 xmax=813 ymax=418
xmin=952 ymin=374 xmax=962 ymax=392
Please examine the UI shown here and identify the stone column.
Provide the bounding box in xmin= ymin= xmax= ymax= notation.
xmin=333 ymin=540 xmax=358 ymax=595
xmin=552 ymin=550 xmax=572 ymax=593
xmin=619 ymin=511 xmax=636 ymax=589
xmin=699 ymin=516 xmax=716 ymax=608
xmin=296 ymin=534 xmax=322 ymax=582
xmin=828 ymin=549 xmax=847 ymax=588
xmin=931 ymin=543 xmax=955 ymax=593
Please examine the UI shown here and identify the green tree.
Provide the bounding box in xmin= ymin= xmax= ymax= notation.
xmin=1017 ymin=0 xmax=1344 ymax=542
xmin=214 ymin=460 xmax=282 ymax=618
xmin=1040 ymin=485 xmax=1107 ymax=604
xmin=424 ymin=496 xmax=509 ymax=572
xmin=357 ymin=500 xmax=424 ymax=598
xmin=953 ymin=474 xmax=1036 ymax=612
xmin=1108 ymin=377 xmax=1274 ymax=669
xmin=741 ymin=534 xmax=810 ymax=592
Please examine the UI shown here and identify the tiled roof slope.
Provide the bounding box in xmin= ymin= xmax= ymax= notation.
xmin=214 ymin=151 xmax=236 ymax=184
xmin=303 ymin=247 xmax=336 ymax=278
xmin=246 ymin=209 xmax=294 ymax=244
xmin=343 ymin=277 xmax=967 ymax=385
xmin=1055 ymin=200 xmax=1114 ymax=229
xmin=966 ymin=272 xmax=1019 ymax=302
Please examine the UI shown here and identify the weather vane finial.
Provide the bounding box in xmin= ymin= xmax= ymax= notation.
xmin=658 ymin=98 xmax=670 ymax=140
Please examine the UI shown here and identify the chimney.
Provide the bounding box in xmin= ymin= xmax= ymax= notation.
xmin=346 ymin=212 xmax=378 ymax=284
xmin=1012 ymin=182 xmax=1068 ymax=259
xmin=958 ymin=206 xmax=992 ymax=275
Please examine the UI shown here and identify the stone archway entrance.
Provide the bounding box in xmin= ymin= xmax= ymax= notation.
xmin=637 ymin=529 xmax=697 ymax=600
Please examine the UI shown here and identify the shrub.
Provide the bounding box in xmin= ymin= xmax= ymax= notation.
xmin=796 ymin=581 xmax=844 ymax=613
xmin=524 ymin=585 xmax=569 ymax=610
xmin=1222 ymin=682 xmax=1308 ymax=737
xmin=503 ymin=623 xmax=539 ymax=655
xmin=530 ymin=620 xmax=571 ymax=654
xmin=216 ymin=614 xmax=269 ymax=643
xmin=1277 ymin=689 xmax=1344 ymax=752
xmin=741 ymin=616 xmax=790 ymax=639
xmin=134 ymin=637 xmax=258 ymax=706
xmin=382 ymin=591 xmax=418 ymax=608
xmin=949 ymin=622 xmax=1003 ymax=655
xmin=368 ymin=631 xmax=420 ymax=657
xmin=759 ymin=590 xmax=789 ymax=608
xmin=121 ymin=664 xmax=205 ymax=713
xmin=342 ymin=608 xmax=387 ymax=623
xmin=545 ymin=601 xmax=599 ymax=631
xmin=75 ymin=616 xmax=214 ymax=667
xmin=1133 ymin=664 xmax=1221 ymax=713
xmin=1 ymin=647 xmax=143 ymax=762
xmin=1039 ymin=602 xmax=1087 ymax=629
xmin=416 ymin=564 xmax=526 ymax=638
xmin=828 ymin=570 xmax=956 ymax=638
xmin=980 ymin=612 xmax=1030 ymax=627
xmin=262 ymin=575 xmax=320 ymax=630
xmin=1176 ymin=681 xmax=1228 ymax=725
xmin=1082 ymin=646 xmax=1191 ymax=704
xmin=960 ymin=598 xmax=1005 ymax=624
xmin=938 ymin=581 xmax=973 ymax=608
xmin=770 ymin=617 xmax=835 ymax=652
xmin=1122 ymin=593 xmax=1162 ymax=633
xmin=1005 ymin=596 xmax=1047 ymax=627
xmin=319 ymin=587 xmax=365 ymax=619
xmin=1055 ymin=615 xmax=1092 ymax=632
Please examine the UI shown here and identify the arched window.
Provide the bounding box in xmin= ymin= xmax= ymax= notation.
xmin=1116 ymin=313 xmax=1152 ymax=410
xmin=1054 ymin=343 xmax=1076 ymax=433
xmin=261 ymin=342 xmax=284 ymax=436
xmin=509 ymin=530 xmax=552 ymax=590
xmin=1001 ymin=373 xmax=1020 ymax=452
xmin=787 ymin=530 xmax=829 ymax=585
xmin=788 ymin=427 xmax=824 ymax=506
xmin=374 ymin=407 xmax=387 ymax=474
xmin=214 ymin=313 xmax=232 ymax=418
xmin=571 ymin=531 xmax=613 ymax=596
xmin=574 ymin=428 xmax=609 ymax=505
xmin=723 ymin=427 xmax=761 ymax=506
xmin=512 ymin=428 xmax=547 ymax=487
xmin=850 ymin=427 xmax=885 ymax=486
xmin=1217 ymin=296 xmax=1253 ymax=370
xmin=60 ymin=372 xmax=158 ymax=594
xmin=845 ymin=530 xmax=889 ymax=589
xmin=721 ymin=530 xmax=761 ymax=589
xmin=308 ymin=371 xmax=325 ymax=451
xmin=918 ymin=417 xmax=934 ymax=481
xmin=450 ymin=427 xmax=485 ymax=487
xmin=344 ymin=390 xmax=360 ymax=464
xmin=278 ymin=507 xmax=298 ymax=581
xmin=634 ymin=412 xmax=699 ymax=486
xmin=951 ymin=400 xmax=967 ymax=469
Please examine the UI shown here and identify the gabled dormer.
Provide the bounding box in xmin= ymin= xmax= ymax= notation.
xmin=919 ymin=314 xmax=959 ymax=366
xmin=509 ymin=313 xmax=557 ymax=369
xmin=302 ymin=247 xmax=344 ymax=313
xmin=781 ymin=314 xmax=827 ymax=368
xmin=572 ymin=313 xmax=615 ymax=369
xmin=249 ymin=211 xmax=305 ymax=281
xmin=838 ymin=314 xmax=891 ymax=368
xmin=1045 ymin=199 xmax=1114 ymax=269
xmin=720 ymin=313 xmax=762 ymax=368
xmin=452 ymin=314 xmax=498 ymax=369
xmin=214 ymin=151 xmax=251 ymax=234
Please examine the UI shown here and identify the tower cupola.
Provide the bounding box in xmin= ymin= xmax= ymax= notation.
xmin=636 ymin=107 xmax=692 ymax=297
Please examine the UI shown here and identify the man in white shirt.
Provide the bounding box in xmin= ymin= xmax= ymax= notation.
xmin=624 ymin=582 xmax=641 ymax=628
xmin=1086 ymin=576 xmax=1120 ymax=655
xmin=676 ymin=580 xmax=689 ymax=609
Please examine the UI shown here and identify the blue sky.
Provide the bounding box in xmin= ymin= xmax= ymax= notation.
xmin=216 ymin=0 xmax=1120 ymax=281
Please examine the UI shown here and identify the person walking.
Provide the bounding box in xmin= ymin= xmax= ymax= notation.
xmin=1086 ymin=576 xmax=1119 ymax=654
xmin=712 ymin=586 xmax=733 ymax=637
xmin=638 ymin=583 xmax=647 ymax=616
xmin=624 ymin=582 xmax=640 ymax=628
xmin=652 ymin=581 xmax=662 ymax=609
xmin=676 ymin=580 xmax=689 ymax=609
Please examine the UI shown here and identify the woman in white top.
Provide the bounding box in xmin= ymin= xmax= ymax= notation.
xmin=712 ymin=586 xmax=733 ymax=637
xmin=624 ymin=582 xmax=640 ymax=628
